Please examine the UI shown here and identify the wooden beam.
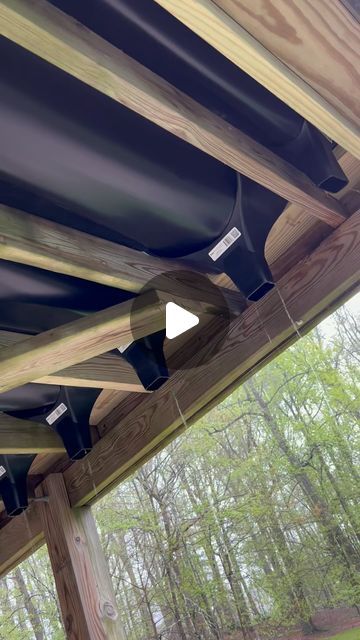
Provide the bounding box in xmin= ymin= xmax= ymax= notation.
xmin=36 ymin=474 xmax=125 ymax=639
xmin=0 ymin=206 xmax=244 ymax=312
xmin=0 ymin=213 xmax=358 ymax=580
xmin=0 ymin=2 xmax=347 ymax=225
xmin=341 ymin=0 xmax=360 ymax=21
xmin=0 ymin=204 xmax=189 ymax=294
xmin=0 ymin=413 xmax=65 ymax=454
xmin=0 ymin=293 xmax=165 ymax=394
xmin=63 ymin=211 xmax=360 ymax=507
xmin=154 ymin=0 xmax=360 ymax=159
xmin=0 ymin=330 xmax=147 ymax=392
xmin=0 ymin=504 xmax=44 ymax=578
xmin=266 ymin=149 xmax=360 ymax=279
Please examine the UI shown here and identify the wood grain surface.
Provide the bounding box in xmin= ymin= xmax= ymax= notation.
xmin=214 ymin=0 xmax=360 ymax=128
xmin=266 ymin=149 xmax=360 ymax=278
xmin=37 ymin=475 xmax=124 ymax=639
xmin=0 ymin=0 xmax=347 ymax=224
xmin=0 ymin=413 xmax=65 ymax=454
xmin=64 ymin=211 xmax=360 ymax=507
xmin=0 ymin=504 xmax=43 ymax=577
xmin=0 ymin=205 xmax=244 ymax=314
xmin=0 ymin=330 xmax=147 ymax=392
xmin=0 ymin=293 xmax=165 ymax=393
xmin=154 ymin=0 xmax=360 ymax=157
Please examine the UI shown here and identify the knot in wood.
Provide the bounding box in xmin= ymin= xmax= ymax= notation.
xmin=102 ymin=601 xmax=118 ymax=620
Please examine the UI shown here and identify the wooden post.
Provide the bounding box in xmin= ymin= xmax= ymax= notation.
xmin=36 ymin=474 xmax=125 ymax=640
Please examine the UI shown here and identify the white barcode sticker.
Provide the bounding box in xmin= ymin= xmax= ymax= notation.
xmin=118 ymin=341 xmax=133 ymax=354
xmin=46 ymin=402 xmax=68 ymax=425
xmin=209 ymin=227 xmax=241 ymax=262
xmin=0 ymin=465 xmax=6 ymax=478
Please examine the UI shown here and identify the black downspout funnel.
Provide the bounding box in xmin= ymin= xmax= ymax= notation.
xmin=188 ymin=175 xmax=287 ymax=301
xmin=121 ymin=330 xmax=169 ymax=391
xmin=0 ymin=455 xmax=35 ymax=517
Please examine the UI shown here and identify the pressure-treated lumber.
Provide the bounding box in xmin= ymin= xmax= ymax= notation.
xmin=341 ymin=0 xmax=360 ymax=21
xmin=266 ymin=149 xmax=360 ymax=279
xmin=0 ymin=1 xmax=347 ymax=226
xmin=154 ymin=0 xmax=360 ymax=158
xmin=0 ymin=205 xmax=244 ymax=313
xmin=0 ymin=212 xmax=358 ymax=579
xmin=64 ymin=211 xmax=360 ymax=507
xmin=0 ymin=330 xmax=147 ymax=392
xmin=0 ymin=204 xmax=187 ymax=293
xmin=0 ymin=504 xmax=44 ymax=577
xmin=37 ymin=474 xmax=125 ymax=640
xmin=0 ymin=413 xmax=65 ymax=454
xmin=0 ymin=293 xmax=165 ymax=394
xmin=213 ymin=0 xmax=360 ymax=128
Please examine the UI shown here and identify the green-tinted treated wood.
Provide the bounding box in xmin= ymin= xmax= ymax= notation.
xmin=79 ymin=508 xmax=126 ymax=640
xmin=0 ymin=0 xmax=347 ymax=225
xmin=0 ymin=413 xmax=65 ymax=454
xmin=64 ymin=212 xmax=360 ymax=507
xmin=37 ymin=475 xmax=125 ymax=639
xmin=154 ymin=0 xmax=360 ymax=158
xmin=0 ymin=206 xmax=244 ymax=313
xmin=0 ymin=330 xmax=147 ymax=392
xmin=0 ymin=293 xmax=165 ymax=394
xmin=0 ymin=505 xmax=44 ymax=578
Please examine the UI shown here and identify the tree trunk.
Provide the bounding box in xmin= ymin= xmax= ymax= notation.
xmin=14 ymin=568 xmax=45 ymax=640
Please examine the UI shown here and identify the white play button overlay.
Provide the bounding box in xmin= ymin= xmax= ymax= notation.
xmin=166 ymin=302 xmax=199 ymax=340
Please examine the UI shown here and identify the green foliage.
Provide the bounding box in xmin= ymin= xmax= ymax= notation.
xmin=326 ymin=630 xmax=360 ymax=640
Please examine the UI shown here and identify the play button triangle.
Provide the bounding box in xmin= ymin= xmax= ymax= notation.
xmin=166 ymin=302 xmax=199 ymax=340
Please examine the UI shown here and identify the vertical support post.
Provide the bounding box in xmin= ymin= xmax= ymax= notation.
xmin=36 ymin=474 xmax=125 ymax=640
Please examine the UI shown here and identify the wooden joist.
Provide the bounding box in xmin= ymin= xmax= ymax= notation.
xmin=0 ymin=293 xmax=165 ymax=394
xmin=0 ymin=205 xmax=244 ymax=313
xmin=0 ymin=330 xmax=147 ymax=392
xmin=0 ymin=413 xmax=65 ymax=454
xmin=0 ymin=0 xmax=347 ymax=226
xmin=266 ymin=148 xmax=360 ymax=279
xmin=154 ymin=0 xmax=360 ymax=159
xmin=64 ymin=210 xmax=360 ymax=507
xmin=0 ymin=204 xmax=184 ymax=294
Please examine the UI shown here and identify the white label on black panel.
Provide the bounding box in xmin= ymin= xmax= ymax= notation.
xmin=208 ymin=227 xmax=241 ymax=262
xmin=0 ymin=465 xmax=6 ymax=477
xmin=118 ymin=341 xmax=133 ymax=354
xmin=46 ymin=402 xmax=68 ymax=425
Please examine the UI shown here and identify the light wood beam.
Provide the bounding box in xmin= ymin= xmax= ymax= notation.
xmin=0 ymin=330 xmax=147 ymax=392
xmin=36 ymin=474 xmax=125 ymax=639
xmin=0 ymin=205 xmax=244 ymax=312
xmin=0 ymin=0 xmax=347 ymax=225
xmin=154 ymin=0 xmax=360 ymax=158
xmin=0 ymin=213 xmax=358 ymax=579
xmin=0 ymin=504 xmax=44 ymax=578
xmin=0 ymin=413 xmax=65 ymax=454
xmin=266 ymin=149 xmax=360 ymax=279
xmin=64 ymin=211 xmax=360 ymax=507
xmin=0 ymin=293 xmax=165 ymax=394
